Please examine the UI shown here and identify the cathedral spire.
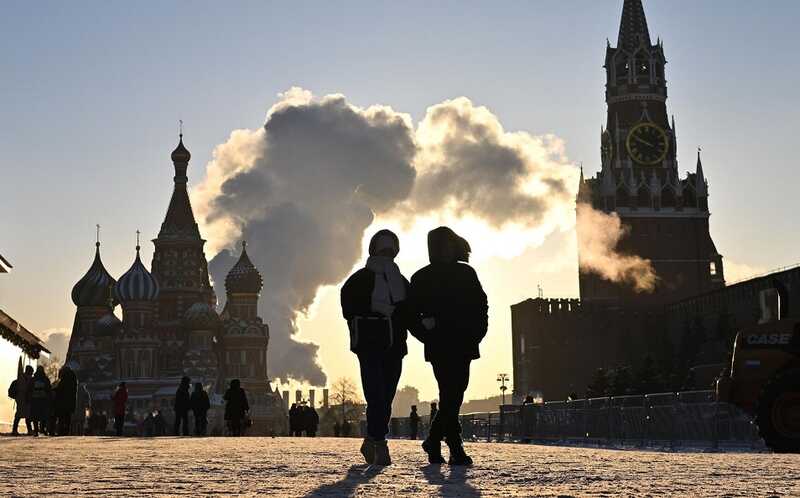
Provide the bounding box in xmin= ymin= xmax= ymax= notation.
xmin=159 ymin=133 xmax=200 ymax=240
xmin=695 ymin=148 xmax=707 ymax=196
xmin=617 ymin=0 xmax=651 ymax=50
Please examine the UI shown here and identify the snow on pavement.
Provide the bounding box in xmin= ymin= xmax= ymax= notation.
xmin=1 ymin=436 xmax=797 ymax=497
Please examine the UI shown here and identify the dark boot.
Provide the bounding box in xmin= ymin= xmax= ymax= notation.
xmin=447 ymin=440 xmax=473 ymax=466
xmin=373 ymin=440 xmax=391 ymax=466
xmin=360 ymin=438 xmax=375 ymax=464
xmin=422 ymin=438 xmax=446 ymax=464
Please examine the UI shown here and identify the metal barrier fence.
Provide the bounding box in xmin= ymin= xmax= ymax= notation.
xmin=391 ymin=390 xmax=764 ymax=450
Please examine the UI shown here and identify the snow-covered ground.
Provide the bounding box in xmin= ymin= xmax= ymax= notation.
xmin=1 ymin=436 xmax=797 ymax=497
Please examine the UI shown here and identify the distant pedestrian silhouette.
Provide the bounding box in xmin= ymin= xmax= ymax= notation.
xmin=305 ymin=404 xmax=319 ymax=437
xmin=53 ymin=365 xmax=78 ymax=436
xmin=409 ymin=405 xmax=420 ymax=440
xmin=224 ymin=379 xmax=249 ymax=436
xmin=410 ymin=227 xmax=488 ymax=466
xmin=341 ymin=229 xmax=416 ymax=466
xmin=174 ymin=376 xmax=191 ymax=436
xmin=112 ymin=382 xmax=128 ymax=436
xmin=289 ymin=403 xmax=300 ymax=436
xmin=190 ymin=382 xmax=210 ymax=436
xmin=11 ymin=365 xmax=33 ymax=435
xmin=30 ymin=365 xmax=52 ymax=436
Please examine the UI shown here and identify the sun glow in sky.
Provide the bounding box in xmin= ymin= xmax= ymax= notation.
xmin=2 ymin=1 xmax=799 ymax=402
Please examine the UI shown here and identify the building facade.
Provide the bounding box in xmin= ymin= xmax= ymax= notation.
xmin=66 ymin=137 xmax=287 ymax=435
xmin=512 ymin=0 xmax=744 ymax=401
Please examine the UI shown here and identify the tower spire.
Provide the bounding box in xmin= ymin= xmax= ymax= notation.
xmin=695 ymin=147 xmax=707 ymax=196
xmin=617 ymin=0 xmax=651 ymax=50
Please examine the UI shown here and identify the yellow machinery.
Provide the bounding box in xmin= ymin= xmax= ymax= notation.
xmin=716 ymin=289 xmax=800 ymax=452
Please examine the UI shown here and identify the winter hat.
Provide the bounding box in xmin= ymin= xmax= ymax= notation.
xmin=368 ymin=229 xmax=400 ymax=258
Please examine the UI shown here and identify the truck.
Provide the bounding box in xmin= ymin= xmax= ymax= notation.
xmin=716 ymin=288 xmax=800 ymax=452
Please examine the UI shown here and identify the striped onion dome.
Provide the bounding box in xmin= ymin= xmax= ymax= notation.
xmin=184 ymin=302 xmax=220 ymax=329
xmin=225 ymin=242 xmax=263 ymax=295
xmin=72 ymin=243 xmax=116 ymax=307
xmin=114 ymin=246 xmax=160 ymax=303
xmin=95 ymin=312 xmax=122 ymax=336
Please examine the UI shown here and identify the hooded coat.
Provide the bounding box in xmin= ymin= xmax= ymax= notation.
xmin=409 ymin=227 xmax=488 ymax=362
xmin=224 ymin=380 xmax=249 ymax=421
xmin=54 ymin=367 xmax=78 ymax=417
xmin=340 ymin=229 xmax=416 ymax=357
xmin=174 ymin=377 xmax=191 ymax=414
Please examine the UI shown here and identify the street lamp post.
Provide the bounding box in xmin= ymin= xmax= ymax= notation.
xmin=497 ymin=373 xmax=509 ymax=406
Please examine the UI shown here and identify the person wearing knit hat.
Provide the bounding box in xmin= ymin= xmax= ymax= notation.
xmin=340 ymin=229 xmax=419 ymax=466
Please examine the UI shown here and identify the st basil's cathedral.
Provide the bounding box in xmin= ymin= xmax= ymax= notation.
xmin=65 ymin=136 xmax=287 ymax=435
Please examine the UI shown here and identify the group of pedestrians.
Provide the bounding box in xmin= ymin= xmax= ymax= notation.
xmin=110 ymin=377 xmax=244 ymax=437
xmin=172 ymin=376 xmax=212 ymax=436
xmin=288 ymin=402 xmax=319 ymax=437
xmin=341 ymin=227 xmax=488 ymax=467
xmin=10 ymin=364 xmax=78 ymax=436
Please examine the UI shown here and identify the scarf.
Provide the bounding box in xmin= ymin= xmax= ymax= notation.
xmin=366 ymin=255 xmax=406 ymax=317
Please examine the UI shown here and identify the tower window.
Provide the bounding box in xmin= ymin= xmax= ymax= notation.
xmin=710 ymin=261 xmax=718 ymax=276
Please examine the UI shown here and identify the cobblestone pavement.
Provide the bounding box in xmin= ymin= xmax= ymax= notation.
xmin=1 ymin=436 xmax=797 ymax=497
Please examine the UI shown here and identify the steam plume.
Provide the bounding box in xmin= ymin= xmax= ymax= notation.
xmin=193 ymin=88 xmax=648 ymax=384
xmin=576 ymin=203 xmax=657 ymax=292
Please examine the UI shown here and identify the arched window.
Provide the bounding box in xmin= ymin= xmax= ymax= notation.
xmin=635 ymin=51 xmax=650 ymax=83
xmin=615 ymin=54 xmax=630 ymax=84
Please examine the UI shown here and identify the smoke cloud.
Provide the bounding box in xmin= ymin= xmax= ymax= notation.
xmin=576 ymin=203 xmax=657 ymax=292
xmin=193 ymin=87 xmax=640 ymax=385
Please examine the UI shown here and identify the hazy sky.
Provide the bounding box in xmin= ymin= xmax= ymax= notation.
xmin=2 ymin=1 xmax=799 ymax=401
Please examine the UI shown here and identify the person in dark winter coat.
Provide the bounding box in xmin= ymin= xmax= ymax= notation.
xmin=305 ymin=405 xmax=319 ymax=437
xmin=224 ymin=379 xmax=249 ymax=436
xmin=341 ymin=229 xmax=418 ymax=466
xmin=408 ymin=405 xmax=420 ymax=440
xmin=53 ymin=365 xmax=78 ymax=436
xmin=189 ymin=382 xmax=210 ymax=436
xmin=410 ymin=227 xmax=488 ymax=466
xmin=11 ymin=365 xmax=34 ymax=435
xmin=173 ymin=376 xmax=191 ymax=436
xmin=289 ymin=403 xmax=300 ymax=436
xmin=112 ymin=382 xmax=128 ymax=436
xmin=30 ymin=366 xmax=52 ymax=436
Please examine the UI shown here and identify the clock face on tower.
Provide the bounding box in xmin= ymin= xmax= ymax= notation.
xmin=626 ymin=122 xmax=669 ymax=165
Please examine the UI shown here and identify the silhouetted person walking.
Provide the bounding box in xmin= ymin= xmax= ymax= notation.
xmin=190 ymin=382 xmax=210 ymax=436
xmin=30 ymin=366 xmax=52 ymax=436
xmin=112 ymin=382 xmax=128 ymax=436
xmin=409 ymin=405 xmax=420 ymax=440
xmin=341 ymin=229 xmax=417 ymax=466
xmin=53 ymin=365 xmax=78 ymax=436
xmin=410 ymin=227 xmax=488 ymax=465
xmin=174 ymin=376 xmax=191 ymax=436
xmin=11 ymin=365 xmax=33 ymax=435
xmin=305 ymin=404 xmax=319 ymax=437
xmin=429 ymin=401 xmax=439 ymax=433
xmin=289 ymin=403 xmax=299 ymax=436
xmin=224 ymin=379 xmax=249 ymax=436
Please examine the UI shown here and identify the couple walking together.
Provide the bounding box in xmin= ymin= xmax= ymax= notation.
xmin=341 ymin=226 xmax=488 ymax=466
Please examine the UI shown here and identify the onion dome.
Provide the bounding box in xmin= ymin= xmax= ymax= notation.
xmin=225 ymin=242 xmax=263 ymax=294
xmin=115 ymin=243 xmax=160 ymax=303
xmin=171 ymin=134 xmax=191 ymax=163
xmin=184 ymin=302 xmax=220 ymax=329
xmin=72 ymin=242 xmax=117 ymax=307
xmin=95 ymin=312 xmax=123 ymax=336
